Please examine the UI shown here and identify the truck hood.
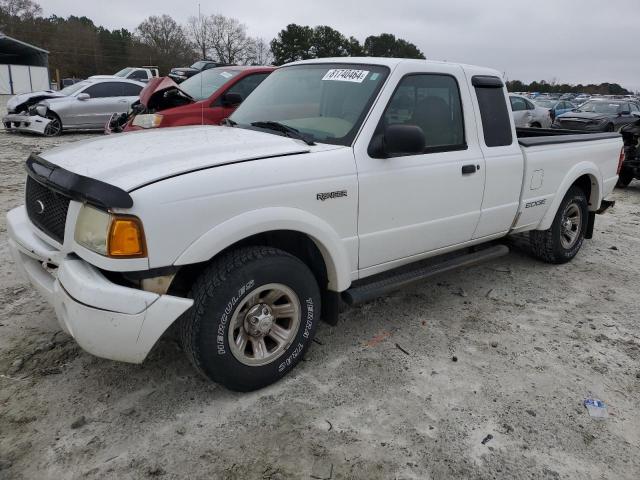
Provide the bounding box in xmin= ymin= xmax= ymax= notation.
xmin=38 ymin=125 xmax=316 ymax=192
xmin=7 ymin=90 xmax=67 ymax=113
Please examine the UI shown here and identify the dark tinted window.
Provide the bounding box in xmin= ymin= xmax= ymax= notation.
xmin=121 ymin=83 xmax=143 ymax=96
xmin=128 ymin=69 xmax=148 ymax=80
xmin=225 ymin=73 xmax=270 ymax=101
xmin=476 ymin=87 xmax=513 ymax=147
xmin=381 ymin=74 xmax=465 ymax=151
xmin=84 ymin=82 xmax=124 ymax=98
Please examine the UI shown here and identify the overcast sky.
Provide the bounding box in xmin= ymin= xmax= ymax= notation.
xmin=42 ymin=0 xmax=640 ymax=91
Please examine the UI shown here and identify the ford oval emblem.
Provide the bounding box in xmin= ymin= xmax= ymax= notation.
xmin=35 ymin=200 xmax=45 ymax=214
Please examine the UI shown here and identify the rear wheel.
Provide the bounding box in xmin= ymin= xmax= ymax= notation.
xmin=605 ymin=123 xmax=615 ymax=132
xmin=43 ymin=112 xmax=62 ymax=137
xmin=180 ymin=246 xmax=321 ymax=391
xmin=530 ymin=122 xmax=541 ymax=128
xmin=529 ymin=186 xmax=588 ymax=264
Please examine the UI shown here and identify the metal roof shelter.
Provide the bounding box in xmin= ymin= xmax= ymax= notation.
xmin=0 ymin=33 xmax=50 ymax=94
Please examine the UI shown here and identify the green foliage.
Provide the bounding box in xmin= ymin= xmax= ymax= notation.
xmin=507 ymin=79 xmax=630 ymax=95
xmin=270 ymin=24 xmax=425 ymax=65
xmin=363 ymin=33 xmax=425 ymax=59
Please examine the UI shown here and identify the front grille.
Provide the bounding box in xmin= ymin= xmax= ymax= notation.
xmin=558 ymin=120 xmax=588 ymax=130
xmin=25 ymin=176 xmax=71 ymax=243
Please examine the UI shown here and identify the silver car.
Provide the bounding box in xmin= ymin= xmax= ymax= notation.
xmin=3 ymin=78 xmax=145 ymax=136
xmin=508 ymin=94 xmax=552 ymax=128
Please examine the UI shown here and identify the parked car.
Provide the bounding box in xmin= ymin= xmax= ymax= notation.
xmin=90 ymin=66 xmax=159 ymax=83
xmin=617 ymin=112 xmax=640 ymax=187
xmin=168 ymin=61 xmax=232 ymax=83
xmin=7 ymin=58 xmax=621 ymax=391
xmin=553 ymin=99 xmax=640 ymax=132
xmin=121 ymin=66 xmax=274 ymax=131
xmin=573 ymin=94 xmax=591 ymax=106
xmin=60 ymin=77 xmax=84 ymax=89
xmin=534 ymin=98 xmax=576 ymax=121
xmin=3 ymin=78 xmax=145 ymax=136
xmin=509 ymin=94 xmax=552 ymax=128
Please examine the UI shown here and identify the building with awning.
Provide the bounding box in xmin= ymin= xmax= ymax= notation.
xmin=0 ymin=33 xmax=49 ymax=94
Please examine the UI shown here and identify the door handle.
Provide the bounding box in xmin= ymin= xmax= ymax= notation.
xmin=461 ymin=164 xmax=478 ymax=174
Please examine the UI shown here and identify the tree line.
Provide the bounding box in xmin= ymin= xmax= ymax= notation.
xmin=0 ymin=0 xmax=632 ymax=95
xmin=0 ymin=0 xmax=424 ymax=79
xmin=506 ymin=79 xmax=630 ymax=95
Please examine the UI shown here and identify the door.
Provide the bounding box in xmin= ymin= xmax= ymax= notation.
xmin=355 ymin=71 xmax=486 ymax=270
xmin=72 ymin=81 xmax=141 ymax=128
xmin=509 ymin=96 xmax=530 ymax=127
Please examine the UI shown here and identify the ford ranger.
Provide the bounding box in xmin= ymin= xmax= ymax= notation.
xmin=7 ymin=58 xmax=623 ymax=391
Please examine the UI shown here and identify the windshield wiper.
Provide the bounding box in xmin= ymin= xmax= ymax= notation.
xmin=250 ymin=121 xmax=315 ymax=145
xmin=222 ymin=117 xmax=237 ymax=127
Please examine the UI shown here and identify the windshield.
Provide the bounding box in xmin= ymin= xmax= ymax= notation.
xmin=230 ymin=64 xmax=390 ymax=146
xmin=179 ymin=68 xmax=240 ymax=101
xmin=190 ymin=61 xmax=209 ymax=70
xmin=577 ymin=101 xmax=622 ymax=114
xmin=114 ymin=68 xmax=134 ymax=77
xmin=60 ymin=80 xmax=90 ymax=96
xmin=535 ymin=100 xmax=556 ymax=108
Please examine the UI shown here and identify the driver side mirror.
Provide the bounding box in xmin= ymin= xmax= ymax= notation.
xmin=369 ymin=124 xmax=426 ymax=158
xmin=77 ymin=93 xmax=90 ymax=101
xmin=221 ymin=92 xmax=243 ymax=107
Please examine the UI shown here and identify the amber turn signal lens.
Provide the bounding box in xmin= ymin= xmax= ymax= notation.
xmin=108 ymin=217 xmax=146 ymax=258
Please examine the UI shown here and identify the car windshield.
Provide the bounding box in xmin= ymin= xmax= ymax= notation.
xmin=230 ymin=63 xmax=390 ymax=146
xmin=60 ymin=80 xmax=90 ymax=96
xmin=535 ymin=100 xmax=556 ymax=108
xmin=190 ymin=61 xmax=209 ymax=70
xmin=179 ymin=69 xmax=240 ymax=101
xmin=114 ymin=68 xmax=134 ymax=77
xmin=576 ymin=101 xmax=622 ymax=114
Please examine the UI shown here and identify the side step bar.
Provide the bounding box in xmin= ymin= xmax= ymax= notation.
xmin=343 ymin=244 xmax=509 ymax=305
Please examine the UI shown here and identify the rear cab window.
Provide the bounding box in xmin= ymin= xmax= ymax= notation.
xmin=472 ymin=76 xmax=513 ymax=147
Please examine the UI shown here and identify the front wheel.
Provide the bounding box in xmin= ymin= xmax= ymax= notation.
xmin=529 ymin=186 xmax=589 ymax=264
xmin=43 ymin=112 xmax=62 ymax=137
xmin=180 ymin=246 xmax=321 ymax=391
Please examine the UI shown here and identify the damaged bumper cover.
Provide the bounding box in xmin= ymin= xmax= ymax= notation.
xmin=7 ymin=206 xmax=193 ymax=363
xmin=3 ymin=112 xmax=51 ymax=135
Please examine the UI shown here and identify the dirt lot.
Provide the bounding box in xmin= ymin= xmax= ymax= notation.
xmin=1 ymin=98 xmax=639 ymax=480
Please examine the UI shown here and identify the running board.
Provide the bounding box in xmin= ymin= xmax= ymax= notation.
xmin=343 ymin=244 xmax=509 ymax=305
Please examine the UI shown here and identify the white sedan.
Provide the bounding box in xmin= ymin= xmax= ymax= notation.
xmin=509 ymin=94 xmax=552 ymax=128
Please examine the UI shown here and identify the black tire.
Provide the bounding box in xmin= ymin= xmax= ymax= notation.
xmin=43 ymin=112 xmax=62 ymax=137
xmin=616 ymin=170 xmax=633 ymax=188
xmin=530 ymin=122 xmax=541 ymax=128
xmin=529 ymin=186 xmax=589 ymax=264
xmin=605 ymin=123 xmax=615 ymax=132
xmin=180 ymin=246 xmax=321 ymax=391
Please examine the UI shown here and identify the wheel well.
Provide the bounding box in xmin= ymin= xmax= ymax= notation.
xmin=572 ymin=174 xmax=595 ymax=207
xmin=168 ymin=230 xmax=329 ymax=297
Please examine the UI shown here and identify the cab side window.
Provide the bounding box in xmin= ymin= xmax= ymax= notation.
xmin=381 ymin=74 xmax=465 ymax=151
xmin=128 ymin=70 xmax=148 ymax=80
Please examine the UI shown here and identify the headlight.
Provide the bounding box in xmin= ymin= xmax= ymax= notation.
xmin=35 ymin=105 xmax=47 ymax=117
xmin=75 ymin=205 xmax=147 ymax=258
xmin=131 ymin=113 xmax=163 ymax=129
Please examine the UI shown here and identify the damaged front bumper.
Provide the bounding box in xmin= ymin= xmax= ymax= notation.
xmin=7 ymin=206 xmax=193 ymax=363
xmin=3 ymin=112 xmax=51 ymax=135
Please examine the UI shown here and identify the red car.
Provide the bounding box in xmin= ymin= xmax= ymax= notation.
xmin=123 ymin=65 xmax=275 ymax=131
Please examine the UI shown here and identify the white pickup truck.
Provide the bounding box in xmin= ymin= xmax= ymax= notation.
xmin=7 ymin=58 xmax=623 ymax=391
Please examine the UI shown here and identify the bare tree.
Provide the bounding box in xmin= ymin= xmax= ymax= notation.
xmin=208 ymin=14 xmax=252 ymax=64
xmin=0 ymin=0 xmax=42 ymax=19
xmin=246 ymin=37 xmax=273 ymax=65
xmin=136 ymin=14 xmax=192 ymax=58
xmin=186 ymin=14 xmax=211 ymax=60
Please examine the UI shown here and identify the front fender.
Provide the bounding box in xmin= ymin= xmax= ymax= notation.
xmin=174 ymin=207 xmax=353 ymax=291
xmin=537 ymin=162 xmax=601 ymax=230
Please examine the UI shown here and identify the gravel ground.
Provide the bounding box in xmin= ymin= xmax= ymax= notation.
xmin=1 ymin=96 xmax=639 ymax=479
